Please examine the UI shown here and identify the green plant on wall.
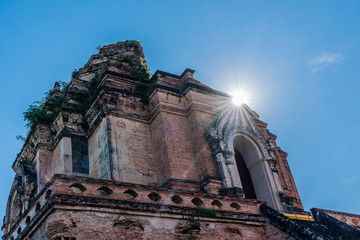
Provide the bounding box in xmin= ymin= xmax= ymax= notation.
xmin=113 ymin=53 xmax=150 ymax=80
xmin=23 ymin=81 xmax=69 ymax=133
xmin=111 ymin=52 xmax=151 ymax=104
xmin=75 ymin=68 xmax=107 ymax=114
xmin=125 ymin=40 xmax=141 ymax=48
xmin=131 ymin=81 xmax=149 ymax=105
xmin=22 ymin=41 xmax=151 ymax=142
xmin=72 ymin=69 xmax=78 ymax=78
xmin=20 ymin=156 xmax=32 ymax=165
xmin=16 ymin=135 xmax=26 ymax=142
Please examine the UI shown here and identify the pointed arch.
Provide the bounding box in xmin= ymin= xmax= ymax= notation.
xmin=206 ymin=106 xmax=284 ymax=210
xmin=232 ymin=133 xmax=282 ymax=209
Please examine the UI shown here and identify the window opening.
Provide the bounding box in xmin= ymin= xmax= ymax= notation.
xmin=72 ymin=137 xmax=89 ymax=174
xmin=234 ymin=148 xmax=257 ymax=199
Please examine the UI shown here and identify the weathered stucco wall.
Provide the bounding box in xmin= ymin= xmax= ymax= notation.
xmin=149 ymin=111 xmax=172 ymax=185
xmin=158 ymin=112 xmax=199 ymax=181
xmin=186 ymin=108 xmax=218 ymax=181
xmin=51 ymin=141 xmax=61 ymax=175
xmin=88 ymin=117 xmax=112 ymax=180
xmin=36 ymin=149 xmax=52 ymax=192
xmin=188 ymin=110 xmax=215 ymax=175
xmin=109 ymin=115 xmax=157 ymax=185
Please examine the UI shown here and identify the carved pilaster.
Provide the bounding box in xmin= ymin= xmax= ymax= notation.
xmin=206 ymin=105 xmax=285 ymax=209
xmin=223 ymin=150 xmax=243 ymax=189
xmin=214 ymin=152 xmax=232 ymax=188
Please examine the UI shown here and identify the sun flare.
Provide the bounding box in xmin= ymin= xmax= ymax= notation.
xmin=230 ymin=89 xmax=249 ymax=106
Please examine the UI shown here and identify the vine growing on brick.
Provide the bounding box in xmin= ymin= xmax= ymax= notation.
xmin=23 ymin=81 xmax=69 ymax=133
xmin=21 ymin=41 xmax=151 ymax=140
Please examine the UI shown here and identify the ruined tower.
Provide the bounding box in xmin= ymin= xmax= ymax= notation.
xmin=3 ymin=41 xmax=360 ymax=240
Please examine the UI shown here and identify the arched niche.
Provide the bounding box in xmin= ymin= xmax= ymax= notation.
xmin=233 ymin=133 xmax=281 ymax=209
xmin=3 ymin=185 xmax=19 ymax=233
xmin=206 ymin=106 xmax=284 ymax=210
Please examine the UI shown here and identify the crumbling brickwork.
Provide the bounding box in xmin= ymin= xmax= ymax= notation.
xmin=3 ymin=40 xmax=332 ymax=240
xmin=263 ymin=222 xmax=294 ymax=240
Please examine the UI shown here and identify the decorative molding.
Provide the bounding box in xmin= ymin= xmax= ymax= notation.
xmin=206 ymin=105 xmax=284 ymax=208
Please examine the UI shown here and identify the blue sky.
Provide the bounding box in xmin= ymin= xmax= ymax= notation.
xmin=1 ymin=0 xmax=360 ymax=223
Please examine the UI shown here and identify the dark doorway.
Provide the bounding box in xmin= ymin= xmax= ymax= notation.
xmin=234 ymin=148 xmax=257 ymax=199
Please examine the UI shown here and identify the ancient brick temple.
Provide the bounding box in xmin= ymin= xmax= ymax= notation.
xmin=2 ymin=41 xmax=360 ymax=239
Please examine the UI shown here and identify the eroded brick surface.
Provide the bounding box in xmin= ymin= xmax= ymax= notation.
xmin=29 ymin=209 xmax=266 ymax=240
xmin=3 ymin=41 xmax=311 ymax=240
xmin=263 ymin=222 xmax=294 ymax=240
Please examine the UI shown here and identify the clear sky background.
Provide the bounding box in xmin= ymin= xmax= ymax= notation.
xmin=1 ymin=0 xmax=360 ymax=225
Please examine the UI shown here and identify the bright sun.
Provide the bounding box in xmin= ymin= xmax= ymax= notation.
xmin=230 ymin=89 xmax=249 ymax=106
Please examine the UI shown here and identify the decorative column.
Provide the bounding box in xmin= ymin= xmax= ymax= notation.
xmin=214 ymin=152 xmax=232 ymax=188
xmin=222 ymin=150 xmax=244 ymax=197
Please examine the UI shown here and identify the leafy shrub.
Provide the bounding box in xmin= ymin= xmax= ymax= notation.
xmin=23 ymin=81 xmax=69 ymax=133
xmin=72 ymin=69 xmax=78 ymax=78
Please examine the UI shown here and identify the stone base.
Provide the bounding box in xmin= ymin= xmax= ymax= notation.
xmin=161 ymin=178 xmax=201 ymax=192
xmin=201 ymin=179 xmax=223 ymax=195
xmin=220 ymin=187 xmax=244 ymax=198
